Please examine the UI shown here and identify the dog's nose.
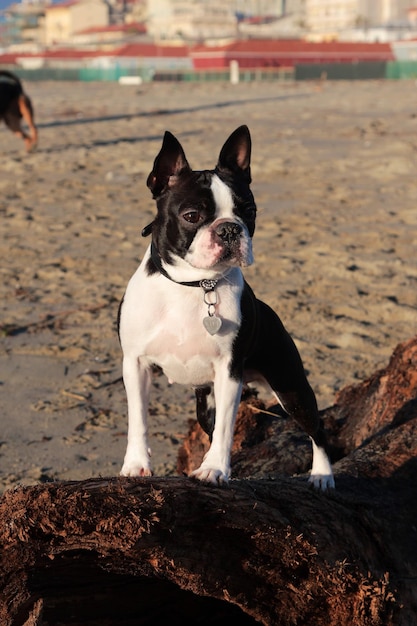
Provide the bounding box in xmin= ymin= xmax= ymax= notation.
xmin=215 ymin=222 xmax=242 ymax=244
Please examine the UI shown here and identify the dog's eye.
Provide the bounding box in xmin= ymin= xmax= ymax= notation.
xmin=182 ymin=210 xmax=201 ymax=224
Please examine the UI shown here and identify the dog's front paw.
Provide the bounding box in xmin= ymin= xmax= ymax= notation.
xmin=120 ymin=460 xmax=153 ymax=478
xmin=308 ymin=473 xmax=335 ymax=491
xmin=190 ymin=466 xmax=229 ymax=485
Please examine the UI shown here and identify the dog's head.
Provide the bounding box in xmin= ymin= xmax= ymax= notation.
xmin=145 ymin=126 xmax=256 ymax=276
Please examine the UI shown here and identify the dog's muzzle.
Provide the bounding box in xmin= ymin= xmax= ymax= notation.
xmin=212 ymin=220 xmax=253 ymax=267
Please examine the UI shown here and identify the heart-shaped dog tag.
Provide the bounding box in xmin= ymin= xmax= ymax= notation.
xmin=203 ymin=315 xmax=222 ymax=335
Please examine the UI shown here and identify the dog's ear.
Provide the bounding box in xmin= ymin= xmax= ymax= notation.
xmin=216 ymin=125 xmax=252 ymax=181
xmin=147 ymin=131 xmax=190 ymax=198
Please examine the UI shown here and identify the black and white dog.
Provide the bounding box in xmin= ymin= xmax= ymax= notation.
xmin=118 ymin=126 xmax=334 ymax=489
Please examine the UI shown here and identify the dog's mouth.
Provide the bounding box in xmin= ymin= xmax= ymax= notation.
xmin=184 ymin=220 xmax=254 ymax=271
xmin=217 ymin=241 xmax=246 ymax=266
xmin=209 ymin=240 xmax=253 ymax=270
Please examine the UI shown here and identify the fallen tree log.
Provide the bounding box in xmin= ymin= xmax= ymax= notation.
xmin=1 ymin=337 xmax=417 ymax=626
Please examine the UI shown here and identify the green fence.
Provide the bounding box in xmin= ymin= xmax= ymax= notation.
xmin=1 ymin=65 xmax=151 ymax=82
xmin=8 ymin=66 xmax=293 ymax=83
xmin=295 ymin=61 xmax=387 ymax=81
xmin=386 ymin=60 xmax=417 ymax=79
xmin=4 ymin=61 xmax=417 ymax=83
xmin=4 ymin=67 xmax=81 ymax=81
xmin=152 ymin=67 xmax=294 ymax=82
xmin=79 ymin=66 xmax=155 ymax=82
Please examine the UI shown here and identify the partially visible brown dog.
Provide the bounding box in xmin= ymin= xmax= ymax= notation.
xmin=0 ymin=70 xmax=38 ymax=151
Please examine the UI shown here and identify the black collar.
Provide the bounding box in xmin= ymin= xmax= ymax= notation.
xmin=150 ymin=243 xmax=219 ymax=290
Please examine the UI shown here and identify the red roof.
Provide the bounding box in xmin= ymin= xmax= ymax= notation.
xmin=191 ymin=39 xmax=394 ymax=69
xmin=0 ymin=38 xmax=395 ymax=68
xmin=193 ymin=38 xmax=393 ymax=57
xmin=0 ymin=53 xmax=19 ymax=64
xmin=76 ymin=22 xmax=146 ymax=35
xmin=46 ymin=0 xmax=80 ymax=9
xmin=113 ymin=43 xmax=190 ymax=58
xmin=1 ymin=48 xmax=105 ymax=61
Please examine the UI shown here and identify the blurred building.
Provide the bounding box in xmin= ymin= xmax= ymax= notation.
xmin=44 ymin=0 xmax=109 ymax=46
xmin=2 ymin=0 xmax=417 ymax=50
xmin=305 ymin=0 xmax=417 ymax=34
xmin=1 ymin=0 xmax=147 ymax=49
xmin=2 ymin=0 xmax=50 ymax=49
xmin=146 ymin=0 xmax=237 ymax=42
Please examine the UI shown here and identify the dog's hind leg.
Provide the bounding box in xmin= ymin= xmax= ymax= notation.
xmin=272 ymin=386 xmax=334 ymax=490
xmin=247 ymin=299 xmax=335 ymax=490
xmin=195 ymin=385 xmax=215 ymax=441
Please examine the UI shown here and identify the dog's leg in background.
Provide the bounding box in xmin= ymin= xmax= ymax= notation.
xmin=195 ymin=386 xmax=215 ymax=440
xmin=18 ymin=94 xmax=37 ymax=151
xmin=4 ymin=94 xmax=38 ymax=152
xmin=120 ymin=358 xmax=153 ymax=477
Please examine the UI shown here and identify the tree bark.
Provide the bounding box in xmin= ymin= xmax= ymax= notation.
xmin=1 ymin=337 xmax=417 ymax=626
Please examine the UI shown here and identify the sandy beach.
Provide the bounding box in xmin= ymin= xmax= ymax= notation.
xmin=1 ymin=78 xmax=417 ymax=492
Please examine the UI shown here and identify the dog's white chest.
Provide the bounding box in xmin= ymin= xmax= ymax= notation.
xmin=119 ymin=264 xmax=242 ymax=386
